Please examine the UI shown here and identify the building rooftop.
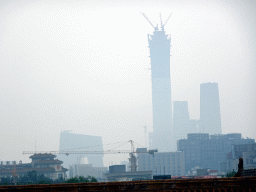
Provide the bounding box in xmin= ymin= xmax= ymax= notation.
xmin=29 ymin=153 xmax=56 ymax=159
xmin=34 ymin=159 xmax=63 ymax=164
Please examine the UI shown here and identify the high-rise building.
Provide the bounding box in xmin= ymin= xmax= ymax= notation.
xmin=146 ymin=17 xmax=172 ymax=151
xmin=173 ymin=101 xmax=189 ymax=143
xmin=200 ymin=82 xmax=221 ymax=135
xmin=58 ymin=131 xmax=104 ymax=171
xmin=173 ymin=101 xmax=199 ymax=149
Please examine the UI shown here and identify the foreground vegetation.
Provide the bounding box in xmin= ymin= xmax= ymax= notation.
xmin=0 ymin=170 xmax=97 ymax=185
xmin=226 ymin=170 xmax=237 ymax=177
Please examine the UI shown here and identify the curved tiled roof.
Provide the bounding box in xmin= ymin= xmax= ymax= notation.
xmin=34 ymin=159 xmax=63 ymax=164
xmin=29 ymin=153 xmax=56 ymax=159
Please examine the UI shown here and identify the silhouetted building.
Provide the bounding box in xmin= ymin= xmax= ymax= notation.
xmin=200 ymin=82 xmax=221 ymax=134
xmin=58 ymin=131 xmax=104 ymax=171
xmin=178 ymin=133 xmax=255 ymax=172
xmin=148 ymin=22 xmax=173 ymax=151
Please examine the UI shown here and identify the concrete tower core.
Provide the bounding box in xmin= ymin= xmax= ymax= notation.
xmin=148 ymin=27 xmax=173 ymax=152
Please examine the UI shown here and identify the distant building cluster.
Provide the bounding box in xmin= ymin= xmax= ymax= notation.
xmin=178 ymin=133 xmax=254 ymax=172
xmin=146 ymin=19 xmax=222 ymax=153
xmin=142 ymin=19 xmax=255 ymax=178
xmin=220 ymin=143 xmax=256 ymax=173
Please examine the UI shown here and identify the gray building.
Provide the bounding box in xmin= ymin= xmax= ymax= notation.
xmin=173 ymin=101 xmax=199 ymax=149
xmin=58 ymin=131 xmax=104 ymax=170
xmin=69 ymin=164 xmax=108 ymax=181
xmin=146 ymin=18 xmax=173 ymax=152
xmin=220 ymin=143 xmax=256 ymax=173
xmin=137 ymin=149 xmax=185 ymax=176
xmin=178 ymin=133 xmax=255 ymax=172
xmin=200 ymin=82 xmax=221 ymax=135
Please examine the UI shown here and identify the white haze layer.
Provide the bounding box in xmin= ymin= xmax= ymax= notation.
xmin=0 ymin=0 xmax=255 ymax=165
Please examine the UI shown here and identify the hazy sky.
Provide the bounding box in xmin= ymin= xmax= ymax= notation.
xmin=0 ymin=0 xmax=255 ymax=165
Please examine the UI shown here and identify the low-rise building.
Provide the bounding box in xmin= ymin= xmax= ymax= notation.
xmin=69 ymin=164 xmax=108 ymax=181
xmin=104 ymin=165 xmax=153 ymax=181
xmin=137 ymin=149 xmax=185 ymax=176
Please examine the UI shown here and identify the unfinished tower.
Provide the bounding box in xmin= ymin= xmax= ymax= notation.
xmin=143 ymin=14 xmax=173 ymax=151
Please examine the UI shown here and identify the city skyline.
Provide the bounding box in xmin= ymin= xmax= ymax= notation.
xmin=0 ymin=0 xmax=255 ymax=166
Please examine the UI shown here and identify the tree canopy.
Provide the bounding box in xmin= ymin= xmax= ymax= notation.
xmin=0 ymin=170 xmax=97 ymax=185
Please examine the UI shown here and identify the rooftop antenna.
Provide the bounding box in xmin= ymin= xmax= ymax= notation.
xmin=141 ymin=13 xmax=159 ymax=31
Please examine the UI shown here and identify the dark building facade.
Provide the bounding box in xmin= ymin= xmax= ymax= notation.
xmin=178 ymin=133 xmax=255 ymax=172
xmin=220 ymin=143 xmax=256 ymax=173
xmin=200 ymin=82 xmax=221 ymax=135
xmin=148 ymin=24 xmax=173 ymax=152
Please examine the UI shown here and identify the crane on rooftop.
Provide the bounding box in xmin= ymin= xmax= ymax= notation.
xmin=141 ymin=13 xmax=172 ymax=31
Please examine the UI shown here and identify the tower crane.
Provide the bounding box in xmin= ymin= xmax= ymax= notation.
xmin=23 ymin=140 xmax=158 ymax=172
xmin=141 ymin=13 xmax=172 ymax=31
xmin=141 ymin=13 xmax=159 ymax=31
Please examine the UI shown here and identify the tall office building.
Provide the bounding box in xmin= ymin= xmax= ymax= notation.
xmin=58 ymin=131 xmax=104 ymax=170
xmin=147 ymin=22 xmax=172 ymax=151
xmin=173 ymin=101 xmax=189 ymax=149
xmin=173 ymin=101 xmax=189 ymax=141
xmin=200 ymin=82 xmax=221 ymax=135
xmin=173 ymin=101 xmax=199 ymax=150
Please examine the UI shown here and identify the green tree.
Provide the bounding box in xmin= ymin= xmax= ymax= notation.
xmin=90 ymin=177 xmax=98 ymax=182
xmin=66 ymin=177 xmax=80 ymax=183
xmin=78 ymin=176 xmax=89 ymax=183
xmin=65 ymin=176 xmax=97 ymax=183
xmin=0 ymin=176 xmax=13 ymax=185
xmin=226 ymin=170 xmax=236 ymax=177
xmin=18 ymin=171 xmax=52 ymax=185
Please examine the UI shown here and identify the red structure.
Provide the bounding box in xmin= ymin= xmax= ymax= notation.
xmin=0 ymin=176 xmax=255 ymax=191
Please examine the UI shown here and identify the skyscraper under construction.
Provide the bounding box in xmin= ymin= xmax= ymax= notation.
xmin=143 ymin=14 xmax=173 ymax=151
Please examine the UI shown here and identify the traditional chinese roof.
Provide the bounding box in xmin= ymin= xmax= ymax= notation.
xmin=29 ymin=153 xmax=56 ymax=159
xmin=62 ymin=167 xmax=68 ymax=172
xmin=34 ymin=159 xmax=63 ymax=164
